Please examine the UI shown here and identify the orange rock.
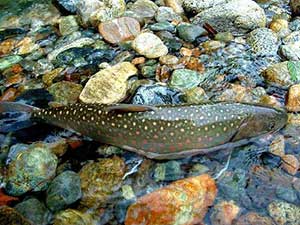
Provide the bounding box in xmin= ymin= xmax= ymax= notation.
xmin=4 ymin=74 xmax=25 ymax=87
xmin=210 ymin=200 xmax=240 ymax=225
xmin=0 ymin=88 xmax=18 ymax=101
xmin=131 ymin=57 xmax=146 ymax=65
xmin=98 ymin=17 xmax=140 ymax=44
xmin=156 ymin=65 xmax=171 ymax=82
xmin=234 ymin=212 xmax=274 ymax=225
xmin=0 ymin=39 xmax=16 ymax=56
xmin=11 ymin=64 xmax=23 ymax=74
xmin=282 ymin=154 xmax=299 ymax=175
xmin=180 ymin=47 xmax=193 ymax=56
xmin=286 ymin=84 xmax=300 ymax=112
xmin=125 ymin=174 xmax=217 ymax=225
xmin=0 ymin=189 xmax=18 ymax=206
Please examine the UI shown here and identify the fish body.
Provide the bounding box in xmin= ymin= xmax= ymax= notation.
xmin=15 ymin=102 xmax=287 ymax=159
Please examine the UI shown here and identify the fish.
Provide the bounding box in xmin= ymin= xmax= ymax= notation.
xmin=0 ymin=102 xmax=287 ymax=160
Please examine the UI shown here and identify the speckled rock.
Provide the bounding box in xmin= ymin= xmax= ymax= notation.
xmin=155 ymin=7 xmax=182 ymax=22
xmin=79 ymin=156 xmax=125 ymax=208
xmin=125 ymin=174 xmax=217 ymax=225
xmin=192 ymin=0 xmax=266 ymax=35
xmin=53 ymin=209 xmax=96 ymax=225
xmin=286 ymin=84 xmax=300 ymax=112
xmin=132 ymin=33 xmax=168 ymax=58
xmin=128 ymin=0 xmax=159 ymax=20
xmin=169 ymin=69 xmax=203 ymax=91
xmin=46 ymin=171 xmax=82 ymax=212
xmin=182 ymin=0 xmax=226 ymax=13
xmin=281 ymin=31 xmax=300 ymax=60
xmin=5 ymin=145 xmax=58 ymax=196
xmin=268 ymin=201 xmax=300 ymax=225
xmin=247 ymin=28 xmax=278 ymax=55
xmin=48 ymin=81 xmax=83 ymax=105
xmin=234 ymin=212 xmax=275 ymax=225
xmin=210 ymin=200 xmax=240 ymax=225
xmin=98 ymin=17 xmax=140 ymax=44
xmin=75 ymin=0 xmax=126 ymax=26
xmin=177 ymin=23 xmax=206 ymax=42
xmin=59 ymin=16 xmax=79 ymax=36
xmin=14 ymin=198 xmax=51 ymax=225
xmin=79 ymin=62 xmax=137 ymax=104
xmin=0 ymin=206 xmax=32 ymax=225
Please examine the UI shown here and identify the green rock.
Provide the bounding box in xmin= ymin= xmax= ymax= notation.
xmin=46 ymin=171 xmax=82 ymax=212
xmin=59 ymin=16 xmax=79 ymax=36
xmin=177 ymin=23 xmax=206 ymax=42
xmin=169 ymin=69 xmax=203 ymax=91
xmin=184 ymin=87 xmax=209 ymax=104
xmin=129 ymin=0 xmax=159 ymax=20
xmin=149 ymin=22 xmax=176 ymax=32
xmin=14 ymin=198 xmax=52 ymax=225
xmin=154 ymin=161 xmax=183 ymax=182
xmin=0 ymin=55 xmax=22 ymax=71
xmin=5 ymin=145 xmax=58 ymax=196
xmin=53 ymin=209 xmax=96 ymax=225
xmin=48 ymin=81 xmax=83 ymax=105
xmin=155 ymin=6 xmax=182 ymax=22
xmin=141 ymin=64 xmax=157 ymax=78
xmin=122 ymin=185 xmax=136 ymax=200
xmin=214 ymin=32 xmax=234 ymax=42
xmin=189 ymin=164 xmax=210 ymax=177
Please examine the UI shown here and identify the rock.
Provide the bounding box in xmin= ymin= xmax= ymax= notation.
xmin=141 ymin=64 xmax=157 ymax=78
xmin=129 ymin=0 xmax=159 ymax=20
xmin=169 ymin=68 xmax=203 ymax=91
xmin=192 ymin=0 xmax=266 ymax=35
xmin=286 ymin=84 xmax=300 ymax=112
xmin=46 ymin=171 xmax=82 ymax=212
xmin=53 ymin=0 xmax=78 ymax=14
xmin=98 ymin=17 xmax=140 ymax=44
xmin=291 ymin=0 xmax=300 ymax=16
xmin=268 ymin=201 xmax=300 ymax=225
xmin=14 ymin=198 xmax=51 ymax=225
xmin=131 ymin=57 xmax=146 ymax=65
xmin=281 ymin=31 xmax=300 ymax=60
xmin=0 ymin=87 xmax=18 ymax=102
xmin=0 ymin=55 xmax=22 ymax=71
xmin=247 ymin=28 xmax=278 ymax=56
xmin=179 ymin=56 xmax=205 ymax=72
xmin=282 ymin=154 xmax=299 ymax=175
xmin=154 ymin=161 xmax=183 ymax=182
xmin=270 ymin=19 xmax=290 ymax=37
xmin=159 ymin=55 xmax=179 ymax=65
xmin=269 ymin=135 xmax=285 ymax=157
xmin=262 ymin=61 xmax=300 ymax=87
xmin=234 ymin=212 xmax=275 ymax=225
xmin=259 ymin=95 xmax=281 ymax=108
xmin=48 ymin=81 xmax=83 ymax=105
xmin=182 ymin=0 xmax=226 ymax=13
xmin=5 ymin=145 xmax=58 ymax=196
xmin=79 ymin=62 xmax=137 ymax=104
xmin=75 ymin=0 xmax=126 ymax=26
xmin=188 ymin=164 xmax=210 ymax=176
xmin=184 ymin=87 xmax=209 ymax=104
xmin=210 ymin=200 xmax=240 ymax=225
xmin=149 ymin=22 xmax=176 ymax=32
xmin=131 ymin=84 xmax=184 ymax=105
xmin=155 ymin=7 xmax=182 ymax=22
xmin=0 ymin=39 xmax=17 ymax=56
xmin=164 ymin=0 xmax=184 ymax=15
xmin=132 ymin=33 xmax=168 ymax=58
xmin=121 ymin=185 xmax=136 ymax=200
xmin=177 ymin=23 xmax=206 ymax=42
xmin=0 ymin=206 xmax=32 ymax=225
xmin=42 ymin=68 xmax=64 ymax=87
xmin=59 ymin=16 xmax=79 ymax=36
xmin=214 ymin=32 xmax=234 ymax=43
xmin=125 ymin=174 xmax=217 ymax=225
xmin=202 ymin=40 xmax=226 ymax=53
xmin=79 ymin=156 xmax=125 ymax=208
xmin=53 ymin=209 xmax=96 ymax=225
xmin=275 ymin=187 xmax=298 ymax=203
xmin=15 ymin=37 xmax=39 ymax=55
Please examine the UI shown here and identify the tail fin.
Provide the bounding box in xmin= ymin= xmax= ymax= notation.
xmin=0 ymin=102 xmax=39 ymax=132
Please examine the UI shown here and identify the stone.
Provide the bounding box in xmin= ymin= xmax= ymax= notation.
xmin=202 ymin=40 xmax=226 ymax=53
xmin=268 ymin=201 xmax=300 ymax=225
xmin=281 ymin=31 xmax=300 ymax=60
xmin=0 ymin=55 xmax=22 ymax=71
xmin=125 ymin=174 xmax=217 ymax=225
xmin=159 ymin=55 xmax=179 ymax=65
xmin=53 ymin=0 xmax=79 ymax=14
xmin=286 ymin=84 xmax=300 ymax=112
xmin=46 ymin=171 xmax=82 ymax=212
xmin=262 ymin=61 xmax=300 ymax=87
xmin=184 ymin=87 xmax=209 ymax=104
xmin=155 ymin=7 xmax=182 ymax=22
xmin=141 ymin=64 xmax=157 ymax=78
xmin=75 ymin=0 xmax=126 ymax=26
xmin=259 ymin=95 xmax=281 ymax=108
xmin=154 ymin=161 xmax=184 ymax=182
xmin=169 ymin=68 xmax=203 ymax=91
xmin=0 ymin=87 xmax=18 ymax=102
xmin=14 ymin=198 xmax=51 ymax=225
xmin=214 ymin=32 xmax=234 ymax=43
xmin=234 ymin=212 xmax=275 ymax=225
xmin=79 ymin=62 xmax=137 ymax=104
xmin=269 ymin=135 xmax=285 ymax=157
xmin=177 ymin=23 xmax=206 ymax=42
xmin=42 ymin=68 xmax=64 ymax=87
xmin=79 ymin=156 xmax=125 ymax=208
xmin=131 ymin=84 xmax=184 ymax=105
xmin=247 ymin=28 xmax=279 ymax=56
xmin=149 ymin=22 xmax=176 ymax=32
xmin=0 ymin=206 xmax=32 ymax=225
xmin=15 ymin=37 xmax=39 ymax=55
xmin=270 ymin=19 xmax=290 ymax=37
xmin=122 ymin=185 xmax=136 ymax=200
xmin=291 ymin=0 xmax=300 ymax=16
xmin=59 ymin=16 xmax=79 ymax=36
xmin=282 ymin=154 xmax=299 ymax=175
xmin=53 ymin=209 xmax=96 ymax=225
xmin=5 ymin=145 xmax=58 ymax=196
xmin=48 ymin=81 xmax=83 ymax=105
xmin=210 ymin=200 xmax=240 ymax=225
xmin=182 ymin=0 xmax=226 ymax=13
xmin=0 ymin=39 xmax=17 ymax=56
xmin=129 ymin=0 xmax=159 ymax=20
xmin=164 ymin=0 xmax=184 ymax=15
xmin=275 ymin=187 xmax=298 ymax=203
xmin=132 ymin=33 xmax=168 ymax=58
xmin=98 ymin=17 xmax=140 ymax=44
xmin=192 ymin=0 xmax=266 ymax=35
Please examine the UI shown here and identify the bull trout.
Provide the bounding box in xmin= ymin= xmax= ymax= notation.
xmin=0 ymin=102 xmax=287 ymax=159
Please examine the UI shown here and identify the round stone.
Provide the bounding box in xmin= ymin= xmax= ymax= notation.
xmin=169 ymin=68 xmax=203 ymax=91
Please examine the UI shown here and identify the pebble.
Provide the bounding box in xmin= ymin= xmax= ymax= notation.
xmin=59 ymin=16 xmax=79 ymax=36
xmin=5 ymin=145 xmax=58 ymax=196
xmin=53 ymin=209 xmax=96 ymax=225
xmin=234 ymin=212 xmax=275 ymax=225
xmin=131 ymin=57 xmax=145 ymax=65
xmin=177 ymin=23 xmax=206 ymax=42
xmin=154 ymin=160 xmax=183 ymax=182
xmin=164 ymin=0 xmax=184 ymax=15
xmin=270 ymin=19 xmax=290 ymax=37
xmin=14 ymin=198 xmax=51 ymax=225
xmin=125 ymin=174 xmax=217 ymax=225
xmin=159 ymin=55 xmax=179 ymax=65
xmin=202 ymin=40 xmax=226 ymax=53
xmin=79 ymin=62 xmax=137 ymax=104
xmin=184 ymin=87 xmax=209 ymax=104
xmin=129 ymin=0 xmax=159 ymax=20
xmin=79 ymin=156 xmax=125 ymax=208
xmin=0 ymin=87 xmax=18 ymax=102
xmin=149 ymin=22 xmax=176 ymax=33
xmin=268 ymin=201 xmax=300 ymax=225
xmin=192 ymin=0 xmax=266 ymax=35
xmin=0 ymin=206 xmax=32 ymax=225
xmin=121 ymin=185 xmax=136 ymax=200
xmin=247 ymin=28 xmax=278 ymax=56
xmin=210 ymin=200 xmax=240 ymax=225
xmin=155 ymin=7 xmax=182 ymax=23
xmin=169 ymin=68 xmax=203 ymax=91
xmin=281 ymin=31 xmax=300 ymax=60
xmin=0 ymin=55 xmax=23 ymax=71
xmin=282 ymin=154 xmax=299 ymax=175
xmin=269 ymin=135 xmax=285 ymax=157
xmin=132 ymin=33 xmax=168 ymax=58
xmin=286 ymin=84 xmax=300 ymax=112
xmin=182 ymin=0 xmax=226 ymax=13
xmin=46 ymin=171 xmax=82 ymax=212
xmin=98 ymin=17 xmax=141 ymax=44
xmin=214 ymin=32 xmax=234 ymax=43
xmin=42 ymin=68 xmax=64 ymax=87
xmin=275 ymin=186 xmax=298 ymax=203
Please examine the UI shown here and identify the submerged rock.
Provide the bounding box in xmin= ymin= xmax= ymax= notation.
xmin=0 ymin=55 xmax=22 ymax=71
xmin=79 ymin=62 xmax=137 ymax=104
xmin=286 ymin=84 xmax=300 ymax=112
xmin=0 ymin=206 xmax=32 ymax=225
xmin=210 ymin=201 xmax=240 ymax=225
xmin=268 ymin=201 xmax=300 ymax=225
xmin=234 ymin=212 xmax=275 ymax=225
xmin=182 ymin=0 xmax=226 ymax=13
xmin=125 ymin=174 xmax=217 ymax=225
xmin=169 ymin=69 xmax=203 ymax=91
xmin=128 ymin=0 xmax=159 ymax=20
xmin=53 ymin=209 xmax=96 ymax=225
xmin=155 ymin=6 xmax=182 ymax=23
xmin=59 ymin=16 xmax=79 ymax=36
xmin=177 ymin=23 xmax=206 ymax=42
xmin=281 ymin=31 xmax=300 ymax=60
xmin=46 ymin=171 xmax=82 ymax=212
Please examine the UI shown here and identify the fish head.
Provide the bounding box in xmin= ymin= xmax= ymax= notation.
xmin=231 ymin=106 xmax=287 ymax=141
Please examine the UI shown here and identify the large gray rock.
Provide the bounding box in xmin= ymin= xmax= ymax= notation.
xmin=192 ymin=0 xmax=266 ymax=35
xmin=281 ymin=31 xmax=300 ymax=60
xmin=182 ymin=0 xmax=226 ymax=13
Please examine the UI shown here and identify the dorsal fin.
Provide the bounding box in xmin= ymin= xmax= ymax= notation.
xmin=106 ymin=104 xmax=157 ymax=113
